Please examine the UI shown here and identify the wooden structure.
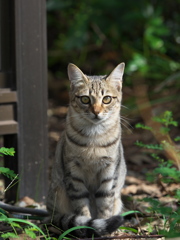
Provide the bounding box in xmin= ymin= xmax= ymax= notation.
xmin=0 ymin=0 xmax=48 ymax=202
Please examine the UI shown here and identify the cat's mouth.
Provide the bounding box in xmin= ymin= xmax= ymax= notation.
xmin=81 ymin=112 xmax=106 ymax=124
xmin=83 ymin=115 xmax=104 ymax=124
xmin=92 ymin=114 xmax=105 ymax=124
xmin=94 ymin=115 xmax=100 ymax=120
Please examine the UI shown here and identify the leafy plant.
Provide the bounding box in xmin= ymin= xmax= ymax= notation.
xmin=135 ymin=111 xmax=180 ymax=168
xmin=119 ymin=211 xmax=141 ymax=234
xmin=0 ymin=147 xmax=17 ymax=180
xmin=135 ymin=111 xmax=180 ymax=237
xmin=0 ymin=147 xmax=15 ymax=157
xmin=135 ymin=141 xmax=163 ymax=150
xmin=0 ymin=212 xmax=48 ymax=239
xmin=153 ymin=111 xmax=178 ymax=127
xmin=146 ymin=157 xmax=180 ymax=186
xmin=143 ymin=197 xmax=180 ymax=237
xmin=58 ymin=226 xmax=95 ymax=240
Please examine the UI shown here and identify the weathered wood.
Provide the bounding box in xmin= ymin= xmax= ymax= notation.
xmin=0 ymin=90 xmax=17 ymax=134
xmin=13 ymin=0 xmax=48 ymax=202
xmin=0 ymin=105 xmax=14 ymax=121
xmin=0 ymin=105 xmax=18 ymax=134
xmin=0 ymin=120 xmax=18 ymax=135
xmin=0 ymin=90 xmax=17 ymax=103
xmin=2 ymin=0 xmax=48 ymax=203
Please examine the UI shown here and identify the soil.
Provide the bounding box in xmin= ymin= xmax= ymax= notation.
xmin=46 ymin=99 xmax=180 ymax=239
xmin=0 ymin=98 xmax=179 ymax=239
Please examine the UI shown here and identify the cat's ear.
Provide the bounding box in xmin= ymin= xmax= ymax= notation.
xmin=68 ymin=63 xmax=88 ymax=87
xmin=106 ymin=63 xmax=125 ymax=91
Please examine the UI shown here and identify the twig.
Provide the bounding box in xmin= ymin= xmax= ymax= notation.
xmin=71 ymin=234 xmax=164 ymax=240
xmin=4 ymin=174 xmax=19 ymax=192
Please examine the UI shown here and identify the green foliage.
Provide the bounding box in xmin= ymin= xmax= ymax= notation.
xmin=136 ymin=111 xmax=178 ymax=135
xmin=1 ymin=232 xmax=18 ymax=239
xmin=174 ymin=136 xmax=180 ymax=142
xmin=144 ymin=15 xmax=169 ymax=53
xmin=47 ymin=0 xmax=180 ymax=94
xmin=153 ymin=111 xmax=178 ymax=128
xmin=58 ymin=226 xmax=95 ymax=240
xmin=143 ymin=198 xmax=180 ymax=237
xmin=0 ymin=167 xmax=17 ymax=180
xmin=24 ymin=227 xmax=38 ymax=239
xmin=154 ymin=163 xmax=180 ymax=183
xmin=135 ymin=111 xmax=180 ymax=152
xmin=0 ymin=147 xmax=15 ymax=157
xmin=175 ymin=189 xmax=180 ymax=201
xmin=0 ymin=212 xmax=97 ymax=240
xmin=0 ymin=213 xmax=48 ymax=240
xmin=147 ymin=156 xmax=180 ymax=185
xmin=136 ymin=111 xmax=180 ymax=237
xmin=135 ymin=111 xmax=180 ymax=183
xmin=119 ymin=211 xmax=141 ymax=234
xmin=135 ymin=141 xmax=163 ymax=150
xmin=0 ymin=147 xmax=17 ymax=180
xmin=119 ymin=226 xmax=138 ymax=234
xmin=135 ymin=123 xmax=152 ymax=131
xmin=121 ymin=210 xmax=141 ymax=217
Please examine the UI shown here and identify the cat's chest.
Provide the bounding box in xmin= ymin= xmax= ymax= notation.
xmin=81 ymin=164 xmax=103 ymax=192
xmin=66 ymin=143 xmax=118 ymax=164
xmin=68 ymin=157 xmax=112 ymax=191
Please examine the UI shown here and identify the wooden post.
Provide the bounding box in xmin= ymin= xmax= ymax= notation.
xmin=3 ymin=0 xmax=48 ymax=202
xmin=14 ymin=0 xmax=48 ymax=202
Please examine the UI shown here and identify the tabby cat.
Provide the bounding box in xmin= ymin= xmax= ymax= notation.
xmin=46 ymin=63 xmax=127 ymax=237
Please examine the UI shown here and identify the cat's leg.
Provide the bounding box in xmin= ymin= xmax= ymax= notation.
xmin=95 ymin=182 xmax=115 ymax=218
xmin=66 ymin=175 xmax=91 ymax=218
xmin=113 ymin=193 xmax=123 ymax=215
xmin=95 ymin=164 xmax=115 ymax=219
xmin=112 ymin=152 xmax=126 ymax=215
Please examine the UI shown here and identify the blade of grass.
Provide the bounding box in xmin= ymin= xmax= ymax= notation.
xmin=58 ymin=226 xmax=95 ymax=240
xmin=0 ymin=213 xmax=48 ymax=240
xmin=119 ymin=226 xmax=138 ymax=233
xmin=121 ymin=210 xmax=141 ymax=217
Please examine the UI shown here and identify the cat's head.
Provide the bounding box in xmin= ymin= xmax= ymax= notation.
xmin=67 ymin=63 xmax=125 ymax=124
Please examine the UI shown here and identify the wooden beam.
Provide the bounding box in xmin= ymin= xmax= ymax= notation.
xmin=0 ymin=105 xmax=14 ymax=121
xmin=14 ymin=0 xmax=48 ymax=202
xmin=0 ymin=120 xmax=18 ymax=135
xmin=0 ymin=90 xmax=17 ymax=103
xmin=10 ymin=0 xmax=48 ymax=202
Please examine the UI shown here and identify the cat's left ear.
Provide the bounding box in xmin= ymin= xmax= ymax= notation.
xmin=106 ymin=63 xmax=125 ymax=91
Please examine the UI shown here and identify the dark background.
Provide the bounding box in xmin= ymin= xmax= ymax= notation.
xmin=47 ymin=0 xmax=180 ymax=169
xmin=47 ymin=0 xmax=180 ymax=115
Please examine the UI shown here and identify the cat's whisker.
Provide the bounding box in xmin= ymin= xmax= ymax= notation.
xmin=121 ymin=122 xmax=133 ymax=133
xmin=121 ymin=116 xmax=133 ymax=128
xmin=121 ymin=104 xmax=128 ymax=109
xmin=121 ymin=115 xmax=131 ymax=120
xmin=121 ymin=116 xmax=134 ymax=123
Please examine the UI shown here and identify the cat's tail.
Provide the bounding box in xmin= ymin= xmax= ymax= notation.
xmin=50 ymin=214 xmax=124 ymax=237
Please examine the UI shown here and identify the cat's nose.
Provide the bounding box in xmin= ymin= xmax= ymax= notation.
xmin=91 ymin=104 xmax=101 ymax=116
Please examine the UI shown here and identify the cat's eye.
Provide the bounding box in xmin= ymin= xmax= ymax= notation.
xmin=80 ymin=96 xmax=90 ymax=104
xmin=102 ymin=96 xmax=112 ymax=104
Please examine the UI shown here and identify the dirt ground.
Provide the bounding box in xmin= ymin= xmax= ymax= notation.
xmin=47 ymin=99 xmax=180 ymax=239
xmin=0 ymin=98 xmax=179 ymax=239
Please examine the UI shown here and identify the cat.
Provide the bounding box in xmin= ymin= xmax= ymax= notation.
xmin=46 ymin=63 xmax=127 ymax=237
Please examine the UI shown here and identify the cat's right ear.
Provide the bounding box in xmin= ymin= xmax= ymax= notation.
xmin=68 ymin=63 xmax=88 ymax=87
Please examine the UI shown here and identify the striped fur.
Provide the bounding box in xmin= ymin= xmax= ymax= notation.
xmin=46 ymin=63 xmax=127 ymax=237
